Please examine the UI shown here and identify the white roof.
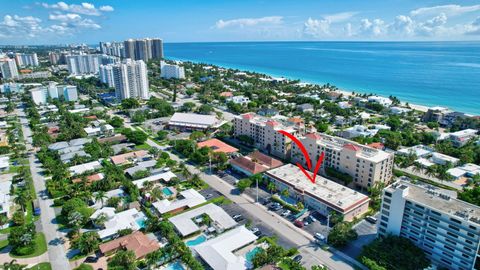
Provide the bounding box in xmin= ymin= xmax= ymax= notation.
xmin=90 ymin=207 xmax=116 ymax=220
xmin=169 ymin=203 xmax=237 ymax=236
xmin=397 ymin=145 xmax=434 ymax=158
xmin=194 ymin=226 xmax=258 ymax=270
xmin=169 ymin=113 xmax=218 ymax=128
xmin=68 ymin=160 xmax=102 ymax=176
xmin=132 ymin=170 xmax=177 ymax=188
xmin=415 ymin=158 xmax=435 ymax=167
xmin=0 ymin=156 xmax=9 ymax=169
xmin=97 ymin=208 xmax=145 ymax=239
xmin=152 ymin=189 xmax=206 ymax=214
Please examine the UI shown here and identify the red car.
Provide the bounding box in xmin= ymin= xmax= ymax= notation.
xmin=294 ymin=220 xmax=304 ymax=228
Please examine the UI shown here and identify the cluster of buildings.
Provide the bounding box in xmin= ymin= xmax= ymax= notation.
xmin=66 ymin=53 xmax=119 ymax=76
xmin=0 ymin=54 xmax=19 ymax=79
xmin=30 ymin=82 xmax=78 ymax=105
xmin=100 ymin=59 xmax=150 ymax=100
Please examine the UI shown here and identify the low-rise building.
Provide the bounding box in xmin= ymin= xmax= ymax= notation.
xmin=168 ymin=113 xmax=222 ymax=131
xmin=169 ymin=203 xmax=237 ymax=237
xmin=99 ymin=231 xmax=160 ymax=259
xmin=110 ymin=150 xmax=149 ymax=166
xmin=368 ymin=96 xmax=392 ymax=107
xmin=449 ymin=129 xmax=478 ymax=147
xmin=194 ymin=226 xmax=258 ymax=270
xmin=229 ymin=151 xmax=283 ymax=176
xmin=132 ymin=170 xmax=177 ymax=188
xmin=197 ymin=139 xmax=238 ymax=155
xmin=152 ymin=189 xmax=206 ymax=215
xmin=227 ymin=95 xmax=250 ymax=105
xmin=160 ymin=61 xmax=185 ymax=79
xmin=447 ymin=163 xmax=480 ymax=179
xmin=378 ymin=181 xmax=480 ymax=270
xmin=84 ymin=124 xmax=114 ymax=137
xmin=265 ymin=164 xmax=370 ymax=221
xmin=68 ymin=160 xmax=103 ymax=176
xmin=92 ymin=207 xmax=147 ymax=240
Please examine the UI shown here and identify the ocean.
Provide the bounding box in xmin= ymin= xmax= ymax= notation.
xmin=164 ymin=41 xmax=480 ymax=115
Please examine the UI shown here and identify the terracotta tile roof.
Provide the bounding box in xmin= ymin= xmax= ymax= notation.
xmin=344 ymin=143 xmax=361 ymax=152
xmin=99 ymin=231 xmax=160 ymax=259
xmin=306 ymin=133 xmax=322 ymax=141
xmin=229 ymin=151 xmax=283 ymax=175
xmin=220 ymin=91 xmax=233 ymax=97
xmin=265 ymin=120 xmax=279 ymax=127
xmin=84 ymin=115 xmax=98 ymax=120
xmin=110 ymin=150 xmax=148 ymax=165
xmin=287 ymin=117 xmax=304 ymax=124
xmin=72 ymin=173 xmax=104 ymax=184
xmin=197 ymin=139 xmax=238 ymax=154
xmin=367 ymin=142 xmax=385 ymax=150
xmin=242 ymin=113 xmax=254 ymax=120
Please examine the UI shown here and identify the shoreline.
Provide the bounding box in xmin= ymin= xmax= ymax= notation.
xmin=171 ymin=57 xmax=436 ymax=114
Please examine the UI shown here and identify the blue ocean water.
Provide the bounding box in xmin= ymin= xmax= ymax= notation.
xmin=164 ymin=42 xmax=480 ymax=115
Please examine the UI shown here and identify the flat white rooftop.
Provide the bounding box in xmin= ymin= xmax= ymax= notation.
xmin=169 ymin=203 xmax=237 ymax=236
xmin=169 ymin=113 xmax=219 ymax=128
xmin=265 ymin=164 xmax=370 ymax=213
xmin=194 ymin=226 xmax=257 ymax=270
xmin=132 ymin=170 xmax=177 ymax=188
xmin=68 ymin=160 xmax=102 ymax=176
xmin=153 ymin=189 xmax=206 ymax=214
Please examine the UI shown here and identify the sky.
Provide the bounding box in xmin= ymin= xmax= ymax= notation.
xmin=1 ymin=0 xmax=480 ymax=44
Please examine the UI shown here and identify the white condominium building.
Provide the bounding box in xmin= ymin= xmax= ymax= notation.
xmin=233 ymin=113 xmax=300 ymax=159
xmin=160 ymin=61 xmax=185 ymax=79
xmin=124 ymin=38 xmax=163 ymax=62
xmin=291 ymin=133 xmax=394 ymax=189
xmin=31 ymin=83 xmax=78 ymax=105
xmin=99 ymin=65 xmax=115 ymax=87
xmin=66 ymin=54 xmax=119 ymax=75
xmin=0 ymin=58 xmax=19 ymax=79
xmin=112 ymin=59 xmax=149 ymax=100
xmin=99 ymin=41 xmax=125 ymax=57
xmin=379 ymin=181 xmax=480 ymax=270
xmin=15 ymin=53 xmax=39 ymax=67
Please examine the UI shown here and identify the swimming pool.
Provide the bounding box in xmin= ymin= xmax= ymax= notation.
xmin=186 ymin=234 xmax=207 ymax=246
xmin=245 ymin=247 xmax=261 ymax=262
xmin=163 ymin=187 xmax=173 ymax=196
xmin=164 ymin=261 xmax=185 ymax=270
xmin=135 ymin=218 xmax=146 ymax=228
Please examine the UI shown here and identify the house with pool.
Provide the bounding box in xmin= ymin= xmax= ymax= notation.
xmin=132 ymin=169 xmax=178 ymax=189
xmin=193 ymin=226 xmax=258 ymax=270
xmin=264 ymin=164 xmax=370 ymax=222
xmin=90 ymin=207 xmax=147 ymax=240
xmin=152 ymin=189 xmax=206 ymax=215
xmin=169 ymin=203 xmax=237 ymax=237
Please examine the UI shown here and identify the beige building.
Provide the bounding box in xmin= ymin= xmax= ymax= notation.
xmin=292 ymin=133 xmax=394 ymax=189
xmin=265 ymin=164 xmax=370 ymax=222
xmin=233 ymin=113 xmax=303 ymax=159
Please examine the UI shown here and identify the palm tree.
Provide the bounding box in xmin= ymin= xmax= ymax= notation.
xmin=142 ymin=181 xmax=154 ymax=192
xmin=94 ymin=191 xmax=107 ymax=208
xmin=3 ymin=259 xmax=26 ymax=270
xmin=267 ymin=182 xmax=277 ymax=194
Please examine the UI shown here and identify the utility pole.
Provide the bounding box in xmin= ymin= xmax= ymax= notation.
xmin=256 ymin=177 xmax=259 ymax=203
xmin=209 ymin=153 xmax=212 ymax=174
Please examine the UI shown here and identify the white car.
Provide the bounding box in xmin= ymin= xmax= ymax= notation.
xmin=281 ymin=210 xmax=291 ymax=216
xmin=314 ymin=233 xmax=326 ymax=241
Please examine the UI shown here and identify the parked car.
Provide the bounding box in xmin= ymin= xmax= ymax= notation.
xmin=251 ymin=227 xmax=260 ymax=235
xmin=293 ymin=255 xmax=303 ymax=262
xmin=259 ymin=197 xmax=270 ymax=205
xmin=281 ymin=210 xmax=291 ymax=217
xmin=294 ymin=220 xmax=304 ymax=228
xmin=205 ymin=194 xmax=213 ymax=199
xmin=85 ymin=256 xmax=98 ymax=263
xmin=232 ymin=214 xmax=243 ymax=221
xmin=307 ymin=215 xmax=317 ymax=223
xmin=33 ymin=207 xmax=41 ymax=216
xmin=365 ymin=216 xmax=378 ymax=224
xmin=314 ymin=233 xmax=326 ymax=242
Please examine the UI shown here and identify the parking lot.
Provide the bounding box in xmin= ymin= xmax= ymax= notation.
xmin=341 ymin=213 xmax=379 ymax=258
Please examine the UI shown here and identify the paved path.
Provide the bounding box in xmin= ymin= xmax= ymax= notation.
xmin=0 ymin=246 xmax=49 ymax=268
xmin=18 ymin=106 xmax=71 ymax=270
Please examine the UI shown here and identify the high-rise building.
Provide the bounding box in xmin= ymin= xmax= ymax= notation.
xmin=99 ymin=65 xmax=115 ymax=88
xmin=0 ymin=58 xmax=19 ymax=79
xmin=112 ymin=59 xmax=149 ymax=100
xmin=123 ymin=38 xmax=163 ymax=62
xmin=99 ymin=42 xmax=125 ymax=58
xmin=15 ymin=53 xmax=39 ymax=67
xmin=49 ymin=52 xmax=60 ymax=65
xmin=66 ymin=54 xmax=119 ymax=75
xmin=291 ymin=133 xmax=394 ymax=189
xmin=160 ymin=61 xmax=185 ymax=79
xmin=31 ymin=83 xmax=78 ymax=105
xmin=378 ymin=181 xmax=480 ymax=270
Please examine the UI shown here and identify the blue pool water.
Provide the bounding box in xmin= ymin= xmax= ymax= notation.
xmin=164 ymin=261 xmax=185 ymax=270
xmin=165 ymin=42 xmax=480 ymax=114
xmin=163 ymin=187 xmax=173 ymax=196
xmin=245 ymin=247 xmax=262 ymax=262
xmin=135 ymin=218 xmax=146 ymax=228
xmin=186 ymin=235 xmax=207 ymax=246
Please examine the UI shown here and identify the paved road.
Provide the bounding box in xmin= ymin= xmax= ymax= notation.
xmin=18 ymin=107 xmax=71 ymax=270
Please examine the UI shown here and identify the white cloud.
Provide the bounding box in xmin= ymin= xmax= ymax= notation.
xmin=49 ymin=13 xmax=81 ymax=22
xmin=410 ymin=4 xmax=480 ymax=17
xmin=0 ymin=15 xmax=44 ymax=38
xmin=40 ymin=2 xmax=113 ymax=16
xmin=324 ymin=12 xmax=358 ymax=23
xmin=214 ymin=16 xmax=283 ymax=29
xmin=303 ymin=18 xmax=331 ymax=38
xmin=48 ymin=12 xmax=101 ymax=31
xmin=359 ymin=18 xmax=386 ymax=36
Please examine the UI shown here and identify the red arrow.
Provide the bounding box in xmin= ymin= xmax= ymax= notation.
xmin=277 ymin=130 xmax=325 ymax=184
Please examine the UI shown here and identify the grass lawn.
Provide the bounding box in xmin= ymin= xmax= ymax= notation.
xmin=0 ymin=238 xmax=8 ymax=250
xmin=74 ymin=264 xmax=94 ymax=270
xmin=0 ymin=226 xmax=12 ymax=235
xmin=28 ymin=263 xmax=52 ymax=270
xmin=11 ymin=232 xmax=47 ymax=258
xmin=135 ymin=143 xmax=152 ymax=150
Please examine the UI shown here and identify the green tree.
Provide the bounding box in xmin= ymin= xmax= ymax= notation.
xmin=109 ymin=250 xmax=136 ymax=270
xmin=327 ymin=222 xmax=357 ymax=248
xmin=73 ymin=231 xmax=100 ymax=255
xmin=109 ymin=116 xmax=124 ymax=128
xmin=121 ymin=98 xmax=140 ymax=109
xmin=236 ymin=178 xmax=253 ymax=193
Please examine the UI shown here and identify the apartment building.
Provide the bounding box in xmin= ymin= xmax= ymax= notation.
xmin=291 ymin=133 xmax=394 ymax=189
xmin=111 ymin=59 xmax=149 ymax=100
xmin=233 ymin=113 xmax=301 ymax=159
xmin=378 ymin=181 xmax=480 ymax=270
xmin=14 ymin=53 xmax=39 ymax=67
xmin=160 ymin=61 xmax=185 ymax=79
xmin=0 ymin=58 xmax=19 ymax=79
xmin=30 ymin=83 xmax=78 ymax=105
xmin=124 ymin=38 xmax=163 ymax=62
xmin=66 ymin=54 xmax=119 ymax=75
